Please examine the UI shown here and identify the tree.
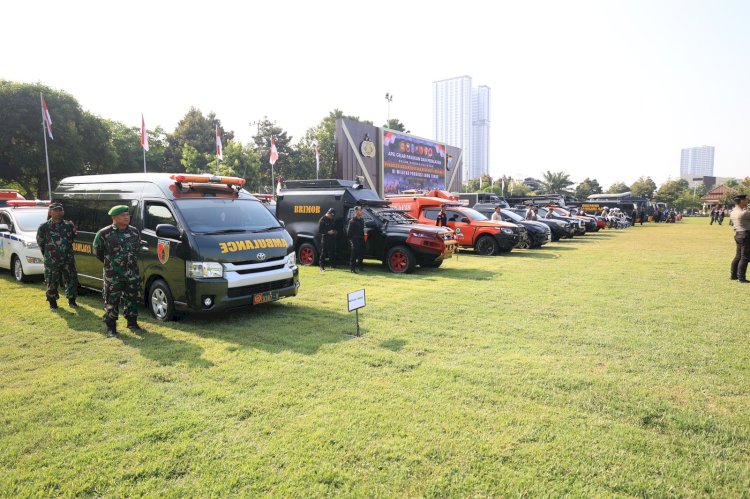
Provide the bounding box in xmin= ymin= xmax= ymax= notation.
xmin=540 ymin=171 xmax=574 ymax=194
xmin=105 ymin=120 xmax=169 ymax=174
xmin=299 ymin=109 xmax=373 ymax=182
xmin=606 ymin=182 xmax=630 ymax=194
xmin=383 ymin=118 xmax=410 ymax=133
xmin=630 ymin=177 xmax=657 ymax=199
xmin=165 ymin=107 xmax=234 ymax=172
xmin=508 ymin=178 xmax=532 ymax=196
xmin=655 ymin=180 xmax=689 ymax=206
xmin=251 ymin=118 xmax=293 ymax=193
xmin=574 ymin=178 xmax=603 ymax=200
xmin=0 ymin=80 xmax=114 ymax=198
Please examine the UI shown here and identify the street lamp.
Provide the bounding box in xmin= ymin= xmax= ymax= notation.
xmin=385 ymin=92 xmax=393 ymax=125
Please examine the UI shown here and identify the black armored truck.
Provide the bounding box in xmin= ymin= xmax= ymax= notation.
xmin=276 ymin=179 xmax=457 ymax=273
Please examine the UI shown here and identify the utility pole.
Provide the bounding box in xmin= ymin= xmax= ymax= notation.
xmin=384 ymin=93 xmax=393 ymax=126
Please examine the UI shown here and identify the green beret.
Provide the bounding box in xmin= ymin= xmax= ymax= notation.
xmin=49 ymin=202 xmax=63 ymax=209
xmin=108 ymin=205 xmax=130 ymax=216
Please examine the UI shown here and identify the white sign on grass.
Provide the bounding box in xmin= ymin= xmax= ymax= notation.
xmin=348 ymin=289 xmax=366 ymax=312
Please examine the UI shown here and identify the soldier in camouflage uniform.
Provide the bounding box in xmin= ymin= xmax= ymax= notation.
xmin=93 ymin=205 xmax=143 ymax=337
xmin=36 ymin=202 xmax=78 ymax=309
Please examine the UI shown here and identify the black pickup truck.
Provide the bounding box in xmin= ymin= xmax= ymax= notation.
xmin=276 ymin=179 xmax=457 ymax=273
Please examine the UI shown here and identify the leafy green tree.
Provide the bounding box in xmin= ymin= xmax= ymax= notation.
xmin=540 ymin=171 xmax=574 ymax=194
xmin=0 ymin=80 xmax=114 ymax=198
xmin=105 ymin=120 xmax=169 ymax=174
xmin=508 ymin=178 xmax=532 ymax=196
xmin=574 ymin=178 xmax=603 ymax=200
xmin=630 ymin=177 xmax=657 ymax=199
xmin=166 ymin=107 xmax=233 ymax=172
xmin=383 ymin=118 xmax=410 ymax=133
xmin=655 ymin=180 xmax=689 ymax=206
xmin=606 ymin=182 xmax=630 ymax=194
xmin=298 ymin=109 xmax=372 ymax=182
xmin=251 ymin=118 xmax=293 ymax=193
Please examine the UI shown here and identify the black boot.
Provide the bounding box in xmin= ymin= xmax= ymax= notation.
xmin=68 ymin=298 xmax=78 ymax=308
xmin=105 ymin=319 xmax=117 ymax=337
xmin=49 ymin=299 xmax=58 ymax=310
xmin=127 ymin=318 xmax=142 ymax=331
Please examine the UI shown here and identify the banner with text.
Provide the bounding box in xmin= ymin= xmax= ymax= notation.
xmin=383 ymin=131 xmax=446 ymax=194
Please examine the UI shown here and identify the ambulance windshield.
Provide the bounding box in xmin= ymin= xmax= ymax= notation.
xmin=176 ymin=199 xmax=282 ymax=234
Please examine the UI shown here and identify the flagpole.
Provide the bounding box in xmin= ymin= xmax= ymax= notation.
xmin=40 ymin=93 xmax=52 ymax=200
xmin=143 ymin=148 xmax=147 ymax=173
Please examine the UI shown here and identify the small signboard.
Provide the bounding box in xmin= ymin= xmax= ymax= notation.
xmin=348 ymin=289 xmax=366 ymax=312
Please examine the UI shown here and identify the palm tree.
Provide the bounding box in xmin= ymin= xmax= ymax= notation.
xmin=541 ymin=171 xmax=574 ymax=194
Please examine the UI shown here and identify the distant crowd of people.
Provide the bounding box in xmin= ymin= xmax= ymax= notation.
xmin=710 ymin=206 xmax=728 ymax=225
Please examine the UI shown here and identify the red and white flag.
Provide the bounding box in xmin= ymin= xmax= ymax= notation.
xmin=141 ymin=114 xmax=149 ymax=151
xmin=269 ymin=137 xmax=279 ymax=165
xmin=215 ymin=125 xmax=223 ymax=160
xmin=41 ymin=95 xmax=53 ymax=140
xmin=276 ymin=176 xmax=283 ymax=195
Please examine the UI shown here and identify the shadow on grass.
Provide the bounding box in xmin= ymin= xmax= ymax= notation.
xmin=380 ymin=338 xmax=407 ymax=351
xmin=163 ymin=302 xmax=360 ymax=356
xmin=503 ymin=250 xmax=561 ymax=259
xmin=336 ymin=259 xmax=500 ymax=281
xmin=120 ymin=330 xmax=215 ymax=368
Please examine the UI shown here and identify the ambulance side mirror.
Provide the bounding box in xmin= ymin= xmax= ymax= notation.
xmin=0 ymin=224 xmax=8 ymax=232
xmin=156 ymin=224 xmax=181 ymax=240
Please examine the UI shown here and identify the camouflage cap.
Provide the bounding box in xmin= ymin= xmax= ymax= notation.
xmin=108 ymin=205 xmax=129 ymax=216
xmin=49 ymin=202 xmax=63 ymax=209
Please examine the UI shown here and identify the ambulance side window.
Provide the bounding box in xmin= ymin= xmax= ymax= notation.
xmin=447 ymin=210 xmax=462 ymax=222
xmin=144 ymin=203 xmax=176 ymax=232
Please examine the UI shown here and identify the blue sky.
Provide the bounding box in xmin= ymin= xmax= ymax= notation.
xmin=3 ymin=0 xmax=748 ymax=188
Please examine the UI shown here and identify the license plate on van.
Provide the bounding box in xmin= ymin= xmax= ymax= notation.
xmin=253 ymin=290 xmax=279 ymax=305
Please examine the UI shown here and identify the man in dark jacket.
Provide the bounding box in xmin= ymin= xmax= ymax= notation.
xmin=318 ymin=208 xmax=337 ymax=271
xmin=347 ymin=206 xmax=365 ymax=273
xmin=436 ymin=205 xmax=448 ymax=227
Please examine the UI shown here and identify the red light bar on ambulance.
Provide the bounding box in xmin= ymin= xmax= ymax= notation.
xmin=6 ymin=200 xmax=51 ymax=207
xmin=170 ymin=174 xmax=246 ymax=186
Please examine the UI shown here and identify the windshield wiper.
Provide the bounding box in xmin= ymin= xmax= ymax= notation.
xmin=201 ymin=229 xmax=248 ymax=235
xmin=252 ymin=226 xmax=282 ymax=232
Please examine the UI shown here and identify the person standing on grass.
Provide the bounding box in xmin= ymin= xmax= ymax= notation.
xmin=719 ymin=206 xmax=727 ymax=225
xmin=639 ymin=208 xmax=645 ymax=225
xmin=729 ymin=194 xmax=750 ymax=283
xmin=93 ymin=205 xmax=144 ymax=337
xmin=710 ymin=207 xmax=717 ymax=224
xmin=347 ymin=206 xmax=365 ymax=273
xmin=36 ymin=202 xmax=78 ymax=310
xmin=318 ymin=208 xmax=337 ymax=272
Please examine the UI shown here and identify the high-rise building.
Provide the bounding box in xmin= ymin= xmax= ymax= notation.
xmin=680 ymin=145 xmax=714 ymax=178
xmin=471 ymin=86 xmax=491 ymax=181
xmin=432 ymin=76 xmax=491 ymax=181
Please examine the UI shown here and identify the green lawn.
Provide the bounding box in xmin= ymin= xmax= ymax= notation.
xmin=1 ymin=218 xmax=748 ymax=496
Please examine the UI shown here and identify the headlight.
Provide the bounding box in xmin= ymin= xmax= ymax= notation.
xmin=287 ymin=252 xmax=296 ymax=267
xmin=410 ymin=230 xmax=437 ymax=239
xmin=22 ymin=240 xmax=39 ymax=249
xmin=500 ymin=228 xmax=514 ymax=235
xmin=186 ymin=261 xmax=223 ymax=278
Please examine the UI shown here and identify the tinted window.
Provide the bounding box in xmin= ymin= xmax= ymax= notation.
xmin=175 ymin=199 xmax=281 ymax=234
xmin=423 ymin=209 xmax=439 ymax=221
xmin=447 ymin=210 xmax=462 ymax=222
xmin=145 ymin=203 xmax=176 ymax=232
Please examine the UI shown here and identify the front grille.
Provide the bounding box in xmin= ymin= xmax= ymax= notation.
xmin=233 ymin=264 xmax=285 ymax=275
xmin=230 ymin=256 xmax=285 ymax=266
xmin=227 ymin=278 xmax=294 ymax=298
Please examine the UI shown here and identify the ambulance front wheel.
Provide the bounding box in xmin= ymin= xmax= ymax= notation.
xmin=297 ymin=242 xmax=318 ymax=266
xmin=149 ymin=279 xmax=175 ymax=322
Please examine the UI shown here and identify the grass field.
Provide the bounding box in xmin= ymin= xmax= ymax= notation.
xmin=1 ymin=218 xmax=749 ymax=496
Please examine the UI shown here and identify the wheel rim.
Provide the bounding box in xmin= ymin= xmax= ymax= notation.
xmin=477 ymin=239 xmax=493 ymax=255
xmin=151 ymin=288 xmax=168 ymax=320
xmin=299 ymin=247 xmax=314 ymax=265
xmin=13 ymin=258 xmax=23 ymax=281
xmin=389 ymin=251 xmax=408 ymax=272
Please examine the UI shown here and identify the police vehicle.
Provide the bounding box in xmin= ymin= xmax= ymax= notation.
xmin=277 ymin=179 xmax=456 ymax=273
xmin=0 ymin=200 xmax=48 ymax=282
xmin=53 ymin=173 xmax=299 ymax=321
